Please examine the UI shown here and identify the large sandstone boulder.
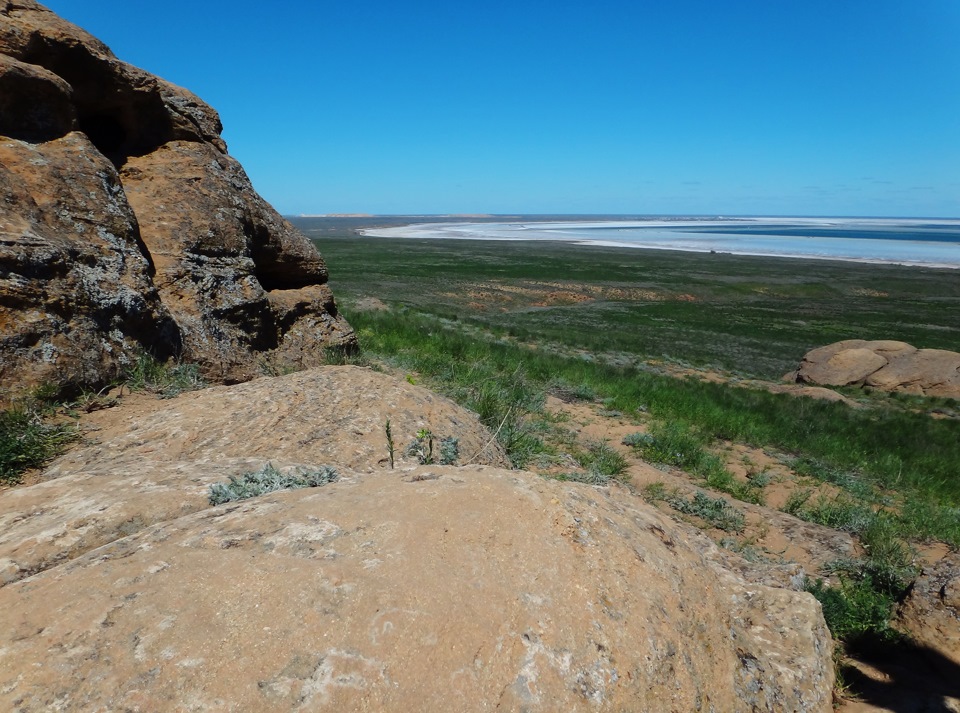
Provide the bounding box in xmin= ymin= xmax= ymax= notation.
xmin=0 ymin=1 xmax=354 ymax=400
xmin=0 ymin=473 xmax=834 ymax=712
xmin=0 ymin=367 xmax=835 ymax=711
xmin=795 ymin=340 xmax=960 ymax=398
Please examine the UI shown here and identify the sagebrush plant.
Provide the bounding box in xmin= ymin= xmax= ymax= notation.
xmin=0 ymin=398 xmax=77 ymax=483
xmin=208 ymin=463 xmax=338 ymax=505
xmin=622 ymin=432 xmax=654 ymax=448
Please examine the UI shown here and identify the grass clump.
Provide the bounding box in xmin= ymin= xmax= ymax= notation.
xmin=558 ymin=440 xmax=630 ymax=485
xmin=0 ymin=399 xmax=77 ymax=484
xmin=124 ymin=353 xmax=205 ymax=398
xmin=643 ymin=482 xmax=746 ymax=533
xmin=803 ymin=511 xmax=916 ymax=645
xmin=804 ymin=577 xmax=901 ymax=644
xmin=631 ymin=421 xmax=764 ymax=504
xmin=208 ymin=463 xmax=338 ymax=505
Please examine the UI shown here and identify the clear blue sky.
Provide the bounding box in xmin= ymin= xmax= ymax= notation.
xmin=43 ymin=1 xmax=960 ymax=217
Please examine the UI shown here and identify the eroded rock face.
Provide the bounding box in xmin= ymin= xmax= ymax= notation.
xmin=795 ymin=340 xmax=960 ymax=398
xmin=0 ymin=1 xmax=354 ymax=398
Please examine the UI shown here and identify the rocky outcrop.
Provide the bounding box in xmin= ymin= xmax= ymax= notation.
xmin=0 ymin=369 xmax=835 ymax=710
xmin=0 ymin=1 xmax=354 ymax=400
xmin=898 ymin=552 xmax=960 ymax=678
xmin=794 ymin=340 xmax=960 ymax=398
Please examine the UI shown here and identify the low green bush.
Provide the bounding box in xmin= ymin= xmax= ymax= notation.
xmin=208 ymin=463 xmax=338 ymax=505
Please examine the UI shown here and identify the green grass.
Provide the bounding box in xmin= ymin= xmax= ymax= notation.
xmin=349 ymin=307 xmax=960 ymax=521
xmin=556 ymin=440 xmax=630 ymax=485
xmin=0 ymin=399 xmax=77 ymax=483
xmin=627 ymin=421 xmax=765 ymax=504
xmin=123 ymin=353 xmax=206 ymax=398
xmin=304 ymin=232 xmax=960 ymax=379
xmin=643 ymin=482 xmax=747 ymax=533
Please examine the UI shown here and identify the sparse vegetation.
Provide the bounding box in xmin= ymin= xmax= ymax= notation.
xmin=0 ymin=398 xmax=77 ymax=484
xmin=643 ymin=482 xmax=746 ymax=533
xmin=301 ymin=229 xmax=960 ymax=672
xmin=123 ymin=352 xmax=205 ymax=398
xmin=405 ymin=429 xmax=460 ymax=465
xmin=208 ymin=463 xmax=338 ymax=505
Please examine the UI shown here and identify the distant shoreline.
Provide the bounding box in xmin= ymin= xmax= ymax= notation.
xmin=356 ymin=217 xmax=960 ymax=270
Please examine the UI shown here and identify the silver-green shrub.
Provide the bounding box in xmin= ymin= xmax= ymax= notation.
xmin=209 ymin=463 xmax=338 ymax=505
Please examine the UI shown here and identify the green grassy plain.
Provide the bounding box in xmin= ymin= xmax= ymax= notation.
xmin=301 ymin=228 xmax=960 ymax=379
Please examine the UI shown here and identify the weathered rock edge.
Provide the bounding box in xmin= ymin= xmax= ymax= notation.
xmin=0 ymin=1 xmax=355 ymax=400
xmin=0 ymin=467 xmax=834 ymax=712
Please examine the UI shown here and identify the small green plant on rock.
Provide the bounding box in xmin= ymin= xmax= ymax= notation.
xmin=405 ymin=429 xmax=459 ymax=465
xmin=208 ymin=463 xmax=338 ymax=505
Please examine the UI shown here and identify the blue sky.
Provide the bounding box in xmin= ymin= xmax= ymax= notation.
xmin=44 ymin=1 xmax=960 ymax=217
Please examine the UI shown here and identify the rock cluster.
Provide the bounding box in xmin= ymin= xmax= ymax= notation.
xmin=793 ymin=340 xmax=960 ymax=398
xmin=0 ymin=1 xmax=355 ymax=400
xmin=0 ymin=367 xmax=835 ymax=711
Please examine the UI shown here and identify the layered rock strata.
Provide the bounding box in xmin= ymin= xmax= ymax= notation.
xmin=0 ymin=1 xmax=354 ymax=399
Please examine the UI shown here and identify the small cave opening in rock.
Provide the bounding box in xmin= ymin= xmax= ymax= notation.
xmin=78 ymin=113 xmax=127 ymax=159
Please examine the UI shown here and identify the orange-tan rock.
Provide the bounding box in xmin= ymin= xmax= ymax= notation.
xmin=0 ymin=366 xmax=509 ymax=586
xmin=0 ymin=472 xmax=833 ymax=712
xmin=0 ymin=1 xmax=354 ymax=400
xmin=897 ymin=552 xmax=960 ymax=678
xmin=0 ymin=366 xmax=836 ymax=711
xmin=795 ymin=340 xmax=960 ymax=398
